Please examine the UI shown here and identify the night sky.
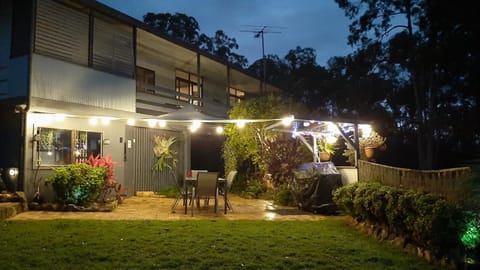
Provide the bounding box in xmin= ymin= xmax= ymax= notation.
xmin=97 ymin=0 xmax=355 ymax=66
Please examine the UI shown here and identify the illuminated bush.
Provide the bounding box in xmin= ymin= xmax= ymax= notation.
xmin=45 ymin=163 xmax=106 ymax=205
xmin=461 ymin=213 xmax=480 ymax=250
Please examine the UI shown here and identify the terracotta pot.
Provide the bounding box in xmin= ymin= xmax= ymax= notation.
xmin=364 ymin=147 xmax=377 ymax=159
xmin=319 ymin=152 xmax=331 ymax=162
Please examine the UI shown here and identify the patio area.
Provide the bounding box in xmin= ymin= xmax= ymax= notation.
xmin=8 ymin=194 xmax=338 ymax=221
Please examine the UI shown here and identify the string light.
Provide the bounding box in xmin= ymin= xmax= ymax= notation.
xmin=127 ymin=118 xmax=135 ymax=126
xmin=89 ymin=118 xmax=98 ymax=125
xmin=236 ymin=120 xmax=246 ymax=128
xmin=281 ymin=115 xmax=294 ymax=127
xmin=147 ymin=119 xmax=156 ymax=128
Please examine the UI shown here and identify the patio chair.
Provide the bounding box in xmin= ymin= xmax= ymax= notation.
xmin=191 ymin=172 xmax=219 ymax=216
xmin=170 ymin=171 xmax=192 ymax=214
xmin=219 ymin=170 xmax=237 ymax=213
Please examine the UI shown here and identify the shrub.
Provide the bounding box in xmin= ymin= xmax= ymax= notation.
xmin=244 ymin=177 xmax=264 ymax=198
xmin=273 ymin=185 xmax=294 ymax=206
xmin=333 ymin=182 xmax=470 ymax=259
xmin=45 ymin=163 xmax=106 ymax=205
xmin=331 ymin=182 xmax=356 ymax=214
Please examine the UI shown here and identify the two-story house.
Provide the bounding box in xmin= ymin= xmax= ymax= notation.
xmin=0 ymin=0 xmax=283 ymax=198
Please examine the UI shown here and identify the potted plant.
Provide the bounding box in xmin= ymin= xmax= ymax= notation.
xmin=317 ymin=136 xmax=337 ymax=162
xmin=361 ymin=132 xmax=386 ymax=159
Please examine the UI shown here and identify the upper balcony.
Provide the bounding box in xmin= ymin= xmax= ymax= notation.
xmin=135 ymin=28 xmax=271 ymax=118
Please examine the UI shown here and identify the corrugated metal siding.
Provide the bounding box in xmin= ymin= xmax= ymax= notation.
xmin=31 ymin=54 xmax=136 ymax=112
xmin=93 ymin=15 xmax=134 ymax=77
xmin=35 ymin=0 xmax=89 ymax=65
xmin=125 ymin=126 xmax=185 ymax=194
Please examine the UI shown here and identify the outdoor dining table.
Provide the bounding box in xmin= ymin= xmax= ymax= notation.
xmin=183 ymin=175 xmax=227 ymax=215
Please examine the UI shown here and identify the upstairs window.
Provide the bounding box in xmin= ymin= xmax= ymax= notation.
xmin=229 ymin=87 xmax=245 ymax=106
xmin=136 ymin=66 xmax=155 ymax=93
xmin=175 ymin=70 xmax=203 ymax=106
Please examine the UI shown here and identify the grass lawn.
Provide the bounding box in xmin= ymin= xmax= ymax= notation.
xmin=0 ymin=219 xmax=439 ymax=270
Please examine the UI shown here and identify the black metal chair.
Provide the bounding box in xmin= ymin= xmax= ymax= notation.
xmin=170 ymin=171 xmax=191 ymax=214
xmin=219 ymin=170 xmax=237 ymax=213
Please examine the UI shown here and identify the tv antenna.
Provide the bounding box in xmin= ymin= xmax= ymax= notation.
xmin=240 ymin=25 xmax=283 ymax=94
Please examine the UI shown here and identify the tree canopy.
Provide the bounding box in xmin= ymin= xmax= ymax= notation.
xmin=143 ymin=12 xmax=248 ymax=68
xmin=334 ymin=0 xmax=480 ymax=169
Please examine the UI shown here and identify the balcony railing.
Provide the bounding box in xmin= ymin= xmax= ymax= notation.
xmin=136 ymin=82 xmax=228 ymax=117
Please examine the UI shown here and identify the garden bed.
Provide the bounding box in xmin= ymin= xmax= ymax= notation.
xmin=28 ymin=199 xmax=118 ymax=212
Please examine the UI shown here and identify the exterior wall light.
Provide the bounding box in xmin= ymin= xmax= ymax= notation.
xmin=3 ymin=167 xmax=19 ymax=192
xmin=158 ymin=120 xmax=167 ymax=128
xmin=8 ymin=168 xmax=18 ymax=177
xmin=216 ymin=126 xmax=224 ymax=134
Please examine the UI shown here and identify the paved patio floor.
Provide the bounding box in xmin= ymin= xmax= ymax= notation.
xmin=9 ymin=194 xmax=341 ymax=221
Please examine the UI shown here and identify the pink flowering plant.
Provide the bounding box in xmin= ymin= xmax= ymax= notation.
xmin=85 ymin=154 xmax=117 ymax=186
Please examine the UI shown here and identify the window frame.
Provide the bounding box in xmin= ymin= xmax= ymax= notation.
xmin=175 ymin=69 xmax=203 ymax=106
xmin=135 ymin=66 xmax=155 ymax=94
xmin=35 ymin=127 xmax=103 ymax=167
xmin=229 ymin=87 xmax=245 ymax=106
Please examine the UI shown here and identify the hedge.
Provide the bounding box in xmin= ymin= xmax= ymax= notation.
xmin=332 ymin=182 xmax=477 ymax=259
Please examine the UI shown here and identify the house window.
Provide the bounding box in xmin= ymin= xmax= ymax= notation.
xmin=36 ymin=127 xmax=102 ymax=166
xmin=175 ymin=70 xmax=203 ymax=106
xmin=229 ymin=87 xmax=245 ymax=106
xmin=136 ymin=66 xmax=155 ymax=93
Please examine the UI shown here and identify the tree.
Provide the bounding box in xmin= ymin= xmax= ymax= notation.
xmin=247 ymin=54 xmax=288 ymax=83
xmin=143 ymin=12 xmax=201 ymax=46
xmin=144 ymin=13 xmax=248 ymax=67
xmin=247 ymin=47 xmax=331 ymax=108
xmin=335 ymin=0 xmax=480 ymax=169
xmin=223 ymin=95 xmax=308 ymax=187
xmin=202 ymin=30 xmax=248 ymax=68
